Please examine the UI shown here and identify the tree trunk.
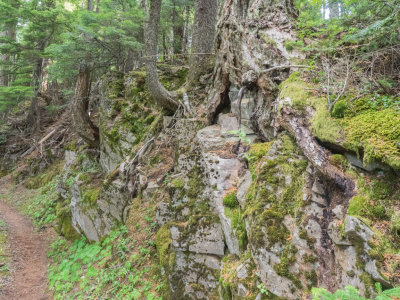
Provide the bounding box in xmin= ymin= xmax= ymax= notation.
xmin=71 ymin=63 xmax=99 ymax=148
xmin=95 ymin=0 xmax=100 ymax=13
xmin=0 ymin=18 xmax=16 ymax=86
xmin=329 ymin=0 xmax=340 ymax=18
xmin=27 ymin=56 xmax=44 ymax=131
xmin=181 ymin=2 xmax=190 ymax=56
xmin=144 ymin=0 xmax=179 ymax=112
xmin=187 ymin=0 xmax=218 ymax=85
xmin=87 ymin=0 xmax=94 ymax=11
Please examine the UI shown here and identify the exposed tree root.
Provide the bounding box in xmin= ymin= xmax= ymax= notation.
xmin=279 ymin=106 xmax=355 ymax=198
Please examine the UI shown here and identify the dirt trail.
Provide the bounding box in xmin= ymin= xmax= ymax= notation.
xmin=0 ymin=177 xmax=50 ymax=300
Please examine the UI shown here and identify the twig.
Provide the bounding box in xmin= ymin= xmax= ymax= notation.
xmin=261 ymin=65 xmax=310 ymax=73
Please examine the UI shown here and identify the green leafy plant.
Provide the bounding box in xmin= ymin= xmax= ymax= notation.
xmin=312 ymin=284 xmax=400 ymax=300
xmin=257 ymin=283 xmax=269 ymax=296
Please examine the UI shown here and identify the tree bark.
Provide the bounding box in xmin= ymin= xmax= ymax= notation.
xmin=187 ymin=0 xmax=218 ymax=85
xmin=144 ymin=0 xmax=179 ymax=112
xmin=71 ymin=63 xmax=99 ymax=148
xmin=0 ymin=16 xmax=16 ymax=86
xmin=87 ymin=0 xmax=94 ymax=11
xmin=181 ymin=2 xmax=190 ymax=56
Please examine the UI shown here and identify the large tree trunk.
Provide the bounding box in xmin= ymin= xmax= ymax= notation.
xmin=71 ymin=63 xmax=99 ymax=148
xmin=186 ymin=0 xmax=218 ymax=85
xmin=144 ymin=0 xmax=179 ymax=112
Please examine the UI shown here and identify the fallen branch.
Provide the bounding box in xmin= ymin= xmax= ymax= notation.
xmin=261 ymin=65 xmax=311 ymax=73
xmin=279 ymin=106 xmax=355 ymax=196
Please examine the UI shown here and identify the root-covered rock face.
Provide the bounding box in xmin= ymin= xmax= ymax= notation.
xmin=6 ymin=0 xmax=399 ymax=299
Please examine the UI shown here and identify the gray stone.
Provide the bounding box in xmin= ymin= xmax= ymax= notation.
xmin=312 ymin=179 xmax=325 ymax=195
xmin=218 ymin=113 xmax=240 ymax=133
xmin=311 ymin=193 xmax=327 ymax=206
xmin=237 ymin=171 xmax=252 ymax=207
xmin=365 ymin=260 xmax=391 ymax=287
xmin=237 ymin=283 xmax=248 ymax=297
xmin=170 ymin=224 xmax=225 ymax=256
xmin=332 ymin=205 xmax=345 ymax=220
xmin=328 ymin=222 xmax=352 ymax=246
xmin=345 ymin=216 xmax=373 ymax=243
xmin=163 ymin=116 xmax=173 ymax=129
xmin=236 ymin=262 xmax=249 ymax=279
xmin=345 ymin=153 xmax=389 ymax=172
xmin=188 ymin=223 xmax=225 ymax=256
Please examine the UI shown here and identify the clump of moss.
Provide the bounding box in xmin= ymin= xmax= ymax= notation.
xmin=329 ymin=154 xmax=347 ymax=169
xmin=64 ymin=140 xmax=78 ymax=151
xmin=279 ymin=72 xmax=343 ymax=143
xmin=305 ymin=270 xmax=318 ymax=290
xmin=82 ymin=188 xmax=101 ymax=207
xmin=55 ymin=203 xmax=80 ymax=240
xmin=331 ymin=100 xmax=347 ymax=118
xmin=303 ymin=254 xmax=318 ymax=264
xmin=171 ymin=177 xmax=184 ymax=189
xmin=223 ymin=191 xmax=238 ymax=208
xmin=342 ymin=108 xmax=400 ymax=169
xmin=155 ymin=224 xmax=172 ymax=269
xmin=347 ymin=195 xmax=387 ymax=220
xmin=273 ymin=244 xmax=298 ymax=277
xmin=25 ymin=161 xmax=64 ymax=189
xmin=77 ymin=172 xmax=91 ymax=184
xmin=390 ymin=213 xmax=400 ymax=237
xmin=245 ymin=135 xmax=307 ymax=254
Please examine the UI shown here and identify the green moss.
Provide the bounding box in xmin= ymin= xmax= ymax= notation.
xmin=64 ymin=140 xmax=78 ymax=151
xmin=245 ymin=135 xmax=307 ymax=250
xmin=299 ymin=229 xmax=316 ymax=249
xmin=187 ymin=166 xmax=204 ymax=198
xmin=107 ymin=73 xmax=124 ymax=99
xmin=305 ymin=270 xmax=318 ymax=290
xmin=342 ymin=109 xmax=400 ymax=169
xmin=279 ymin=73 xmax=343 ymax=143
xmin=25 ymin=161 xmax=64 ymax=189
xmin=391 ymin=213 xmax=400 ymax=236
xmin=77 ymin=172 xmax=91 ymax=184
xmin=155 ymin=224 xmax=172 ymax=269
xmin=360 ymin=272 xmax=374 ymax=298
xmin=273 ymin=244 xmax=297 ymax=277
xmin=329 ymin=154 xmax=347 ymax=168
xmin=55 ymin=202 xmax=80 ymax=240
xmin=171 ymin=178 xmax=184 ymax=189
xmin=303 ymin=254 xmax=318 ymax=264
xmin=82 ymin=188 xmax=101 ymax=207
xmin=223 ymin=191 xmax=238 ymax=208
xmin=331 ymin=100 xmax=347 ymax=118
xmin=347 ymin=195 xmax=387 ymax=220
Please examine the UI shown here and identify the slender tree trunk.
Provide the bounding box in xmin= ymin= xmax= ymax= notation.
xmin=182 ymin=2 xmax=190 ymax=56
xmin=144 ymin=0 xmax=179 ymax=112
xmin=87 ymin=0 xmax=94 ymax=11
xmin=27 ymin=56 xmax=44 ymax=131
xmin=71 ymin=63 xmax=99 ymax=148
xmin=0 ymin=21 xmax=16 ymax=86
xmin=329 ymin=0 xmax=340 ymax=18
xmin=187 ymin=0 xmax=218 ymax=85
xmin=96 ymin=0 xmax=100 ymax=13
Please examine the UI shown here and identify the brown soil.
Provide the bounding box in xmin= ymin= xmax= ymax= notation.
xmin=0 ymin=177 xmax=50 ymax=300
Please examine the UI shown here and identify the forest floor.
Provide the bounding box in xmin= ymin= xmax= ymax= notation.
xmin=0 ymin=175 xmax=50 ymax=300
